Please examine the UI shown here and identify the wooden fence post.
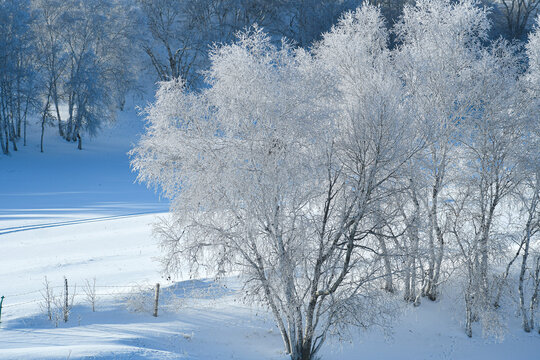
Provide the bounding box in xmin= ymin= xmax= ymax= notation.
xmin=64 ymin=277 xmax=69 ymax=322
xmin=153 ymin=283 xmax=160 ymax=317
xmin=0 ymin=295 xmax=4 ymax=323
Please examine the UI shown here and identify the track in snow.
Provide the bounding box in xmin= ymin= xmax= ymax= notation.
xmin=0 ymin=211 xmax=165 ymax=236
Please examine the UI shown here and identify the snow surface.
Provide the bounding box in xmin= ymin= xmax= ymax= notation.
xmin=0 ymin=105 xmax=538 ymax=359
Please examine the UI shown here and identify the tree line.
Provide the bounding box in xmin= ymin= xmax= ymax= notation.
xmin=0 ymin=0 xmax=138 ymax=153
xmin=1 ymin=0 xmax=539 ymax=155
xmin=132 ymin=1 xmax=540 ymax=359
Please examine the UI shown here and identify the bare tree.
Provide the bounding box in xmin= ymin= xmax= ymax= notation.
xmin=83 ymin=278 xmax=98 ymax=312
xmin=40 ymin=276 xmax=55 ymax=321
xmin=137 ymin=0 xmax=203 ymax=85
xmin=499 ymin=0 xmax=540 ymax=38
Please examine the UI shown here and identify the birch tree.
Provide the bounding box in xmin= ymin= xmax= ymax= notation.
xmin=448 ymin=35 xmax=528 ymax=338
xmin=60 ymin=0 xmax=136 ymax=149
xmin=394 ymin=0 xmax=491 ymax=301
xmin=0 ymin=0 xmax=35 ymax=154
xmin=515 ymin=17 xmax=540 ymax=332
xmin=132 ymin=6 xmax=419 ymax=359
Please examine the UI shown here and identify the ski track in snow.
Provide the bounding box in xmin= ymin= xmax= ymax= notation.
xmin=0 ymin=211 xmax=165 ymax=236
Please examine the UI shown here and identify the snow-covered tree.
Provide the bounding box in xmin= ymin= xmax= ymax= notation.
xmin=393 ymin=0 xmax=491 ymax=302
xmin=0 ymin=0 xmax=36 ymax=154
xmin=451 ymin=38 xmax=527 ymax=337
xmin=32 ymin=0 xmax=67 ymax=150
xmin=514 ymin=15 xmax=540 ymax=332
xmin=58 ymin=0 xmax=138 ymax=149
xmin=132 ymin=5 xmax=422 ymax=359
xmin=131 ymin=0 xmax=540 ymax=344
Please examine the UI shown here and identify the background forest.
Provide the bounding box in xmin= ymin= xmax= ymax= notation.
xmin=1 ymin=0 xmax=539 ymax=154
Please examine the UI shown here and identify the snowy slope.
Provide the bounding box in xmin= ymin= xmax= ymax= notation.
xmin=0 ymin=104 xmax=539 ymax=359
xmin=0 ymin=102 xmax=168 ymax=225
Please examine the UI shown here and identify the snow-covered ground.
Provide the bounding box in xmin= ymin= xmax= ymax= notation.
xmin=1 ymin=105 xmax=538 ymax=359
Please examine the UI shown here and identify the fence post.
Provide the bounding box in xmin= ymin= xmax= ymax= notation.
xmin=153 ymin=283 xmax=160 ymax=317
xmin=64 ymin=277 xmax=69 ymax=322
xmin=0 ymin=295 xmax=4 ymax=323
